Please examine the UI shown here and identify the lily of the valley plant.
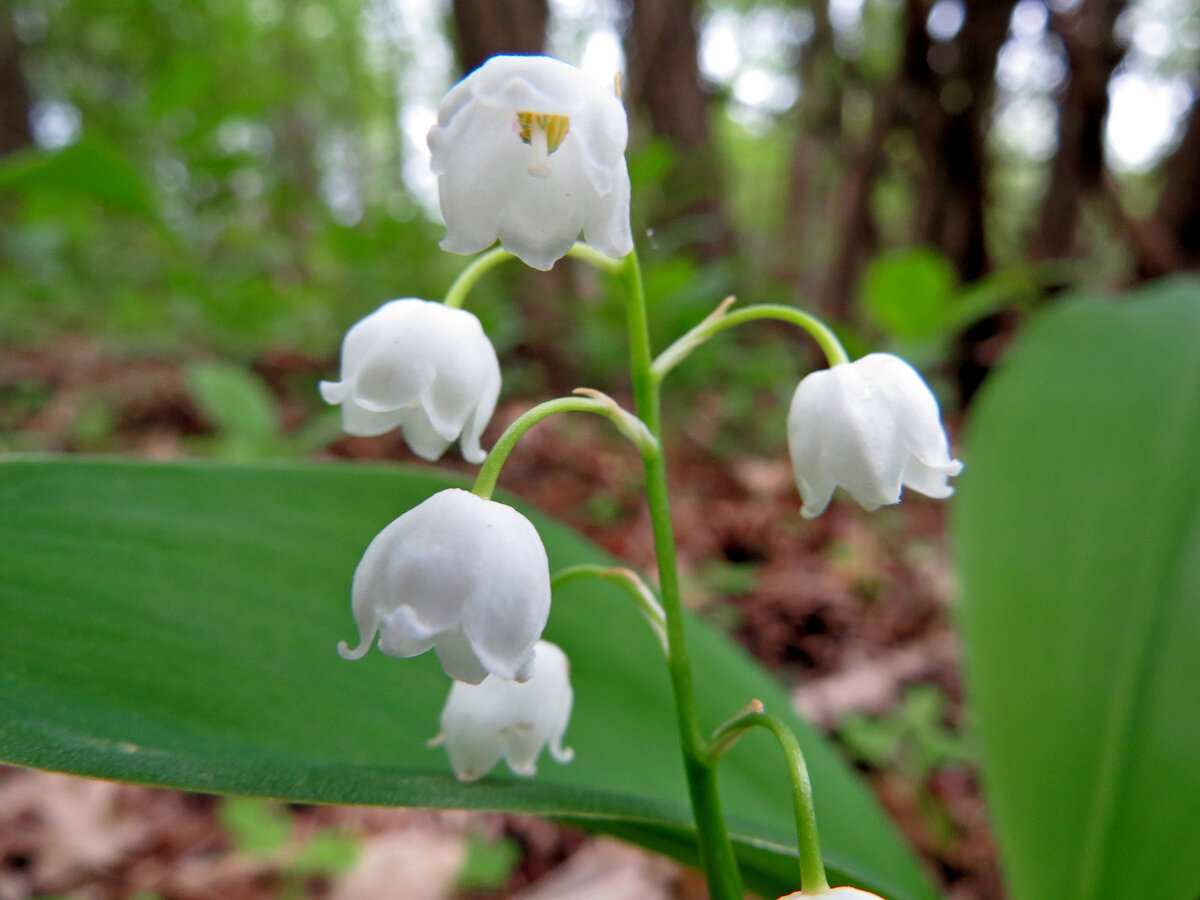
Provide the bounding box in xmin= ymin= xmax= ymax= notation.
xmin=324 ymin=53 xmax=960 ymax=900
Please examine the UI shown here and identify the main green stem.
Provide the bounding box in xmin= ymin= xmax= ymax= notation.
xmin=620 ymin=251 xmax=745 ymax=899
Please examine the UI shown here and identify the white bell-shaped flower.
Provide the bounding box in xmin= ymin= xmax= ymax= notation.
xmin=428 ymin=54 xmax=633 ymax=271
xmin=337 ymin=489 xmax=551 ymax=684
xmin=319 ymin=299 xmax=500 ymax=464
xmin=787 ymin=353 xmax=963 ymax=518
xmin=431 ymin=640 xmax=575 ymax=782
xmin=777 ymin=889 xmax=884 ymax=900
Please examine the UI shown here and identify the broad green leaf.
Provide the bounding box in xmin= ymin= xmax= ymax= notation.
xmin=185 ymin=361 xmax=282 ymax=459
xmin=146 ymin=55 xmax=213 ymax=116
xmin=860 ymin=248 xmax=957 ymax=340
xmin=955 ymin=277 xmax=1200 ymax=900
xmin=0 ymin=137 xmax=157 ymax=217
xmin=0 ymin=457 xmax=935 ymax=900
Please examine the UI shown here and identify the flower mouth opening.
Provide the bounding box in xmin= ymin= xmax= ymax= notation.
xmin=515 ymin=112 xmax=570 ymax=177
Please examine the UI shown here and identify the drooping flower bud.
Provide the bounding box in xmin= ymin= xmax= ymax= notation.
xmin=337 ymin=489 xmax=551 ymax=684
xmin=787 ymin=353 xmax=962 ymax=518
xmin=431 ymin=640 xmax=575 ymax=782
xmin=428 ymin=54 xmax=633 ymax=271
xmin=776 ymin=888 xmax=885 ymax=900
xmin=320 ymin=299 xmax=500 ymax=464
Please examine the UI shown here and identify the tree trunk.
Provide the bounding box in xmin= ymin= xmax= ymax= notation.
xmin=780 ymin=0 xmax=844 ymax=297
xmin=1149 ymin=93 xmax=1200 ymax=270
xmin=451 ymin=0 xmax=549 ymax=75
xmin=0 ymin=7 xmax=34 ymax=155
xmin=1030 ymin=0 xmax=1125 ymax=260
xmin=910 ymin=0 xmax=1016 ymax=282
xmin=821 ymin=0 xmax=946 ymax=316
xmin=819 ymin=0 xmax=1013 ymax=315
xmin=624 ymin=0 xmax=734 ymax=259
xmin=818 ymin=78 xmax=897 ymax=317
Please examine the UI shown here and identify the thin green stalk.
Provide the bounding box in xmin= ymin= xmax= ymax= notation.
xmin=566 ymin=242 xmax=625 ymax=274
xmin=708 ymin=706 xmax=830 ymax=894
xmin=619 ymin=251 xmax=745 ymax=899
xmin=444 ymin=247 xmax=512 ymax=309
xmin=652 ymin=301 xmax=849 ymax=384
xmin=551 ymin=564 xmax=668 ymax=652
xmin=444 ymin=243 xmax=622 ymax=310
xmin=471 ymin=397 xmax=606 ymax=500
xmin=472 ymin=392 xmax=653 ymax=500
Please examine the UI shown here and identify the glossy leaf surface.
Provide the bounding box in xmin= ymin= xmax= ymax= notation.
xmin=955 ymin=278 xmax=1200 ymax=900
xmin=0 ymin=457 xmax=935 ymax=900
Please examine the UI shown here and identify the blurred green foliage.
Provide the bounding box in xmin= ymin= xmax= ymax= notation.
xmin=185 ymin=360 xmax=341 ymax=459
xmin=861 ymin=248 xmax=959 ymax=342
xmin=455 ymin=833 xmax=523 ymax=893
xmin=837 ymin=684 xmax=974 ymax=848
xmin=838 ymin=684 xmax=972 ymax=779
xmin=218 ymin=796 xmax=359 ymax=878
xmin=0 ymin=0 xmax=1135 ymax=462
xmin=220 ymin=795 xmax=293 ymax=853
xmin=1 ymin=0 xmax=460 ymax=358
xmin=0 ymin=2 xmax=969 ymax=372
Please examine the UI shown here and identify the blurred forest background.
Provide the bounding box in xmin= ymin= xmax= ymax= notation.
xmin=1 ymin=0 xmax=1199 ymax=898
xmin=3 ymin=0 xmax=1199 ymax=412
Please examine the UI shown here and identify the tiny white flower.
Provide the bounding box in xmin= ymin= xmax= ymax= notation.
xmin=787 ymin=353 xmax=963 ymax=518
xmin=337 ymin=489 xmax=551 ymax=684
xmin=428 ymin=54 xmax=633 ymax=271
xmin=319 ymin=299 xmax=500 ymax=464
xmin=431 ymin=640 xmax=575 ymax=782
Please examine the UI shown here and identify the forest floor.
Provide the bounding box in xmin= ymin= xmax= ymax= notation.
xmin=0 ymin=339 xmax=1002 ymax=900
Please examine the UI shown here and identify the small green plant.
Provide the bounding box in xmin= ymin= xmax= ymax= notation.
xmin=185 ymin=361 xmax=341 ymax=460
xmin=838 ymin=685 xmax=971 ymax=779
xmin=455 ymin=833 xmax=522 ymax=893
xmin=219 ymin=796 xmax=293 ymax=853
xmin=837 ymin=685 xmax=972 ymax=846
xmin=218 ymin=797 xmax=358 ymax=882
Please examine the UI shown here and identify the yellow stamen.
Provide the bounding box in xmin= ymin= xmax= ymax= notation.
xmin=515 ymin=112 xmax=571 ymax=178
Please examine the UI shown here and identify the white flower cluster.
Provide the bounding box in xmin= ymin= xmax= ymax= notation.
xmin=320 ymin=299 xmax=499 ymax=464
xmin=431 ymin=639 xmax=574 ymax=782
xmin=337 ymin=489 xmax=549 ymax=684
xmin=428 ymin=55 xmax=633 ymax=271
xmin=323 ymin=54 xmax=638 ymax=781
xmin=787 ymin=354 xmax=962 ymax=518
xmin=324 ymin=54 xmax=961 ymax=786
xmin=338 ymin=487 xmax=576 ymax=782
xmin=337 ymin=488 xmax=572 ymax=782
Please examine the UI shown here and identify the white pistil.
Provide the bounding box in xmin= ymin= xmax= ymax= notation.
xmin=527 ymin=126 xmax=552 ymax=178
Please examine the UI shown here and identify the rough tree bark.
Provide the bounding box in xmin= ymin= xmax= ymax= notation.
xmin=780 ymin=0 xmax=843 ymax=297
xmin=1031 ymin=0 xmax=1125 ymax=260
xmin=0 ymin=7 xmax=34 ymax=155
xmin=1146 ymin=94 xmax=1200 ymax=272
xmin=817 ymin=0 xmax=926 ymax=317
xmin=451 ymin=0 xmax=549 ymax=75
xmin=623 ymin=0 xmax=734 ymax=259
xmin=819 ymin=0 xmax=1015 ymax=316
xmin=817 ymin=78 xmax=897 ymax=317
xmin=909 ymin=0 xmax=1016 ymax=282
